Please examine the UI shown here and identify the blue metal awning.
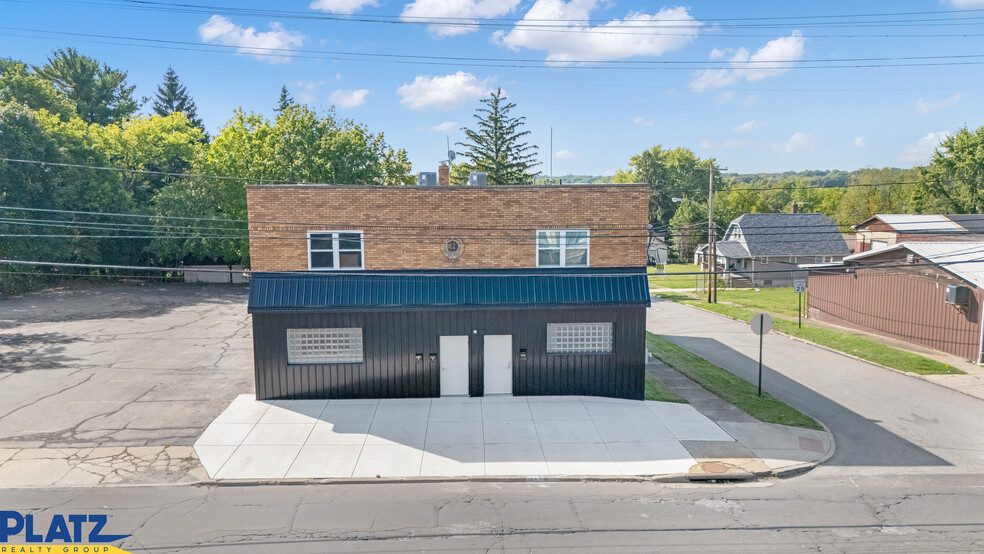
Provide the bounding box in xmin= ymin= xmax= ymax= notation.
xmin=247 ymin=268 xmax=651 ymax=313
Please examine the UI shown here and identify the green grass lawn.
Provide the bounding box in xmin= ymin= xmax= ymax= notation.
xmin=646 ymin=333 xmax=822 ymax=430
xmin=644 ymin=375 xmax=688 ymax=403
xmin=648 ymin=263 xmax=700 ymax=289
xmin=654 ymin=292 xmax=963 ymax=376
xmin=716 ymin=287 xmax=805 ymax=318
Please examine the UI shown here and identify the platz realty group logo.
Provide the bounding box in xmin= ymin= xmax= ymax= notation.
xmin=1 ymin=511 xmax=131 ymax=553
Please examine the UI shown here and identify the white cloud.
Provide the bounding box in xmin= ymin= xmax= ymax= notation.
xmin=691 ymin=31 xmax=805 ymax=91
xmin=554 ymin=149 xmax=576 ymax=159
xmin=699 ymin=138 xmax=752 ymax=150
xmin=294 ymin=80 xmax=324 ymax=103
xmin=633 ymin=116 xmax=655 ymax=127
xmin=430 ymin=121 xmax=458 ymax=132
xmin=499 ymin=3 xmax=699 ymax=62
xmin=853 ymin=136 xmax=867 ymax=148
xmin=198 ymin=15 xmax=305 ymax=63
xmin=309 ymin=0 xmax=377 ymax=14
xmin=734 ymin=120 xmax=762 ymax=133
xmin=943 ymin=0 xmax=984 ymax=6
xmin=708 ymin=47 xmax=727 ymax=60
xmin=916 ymin=92 xmax=961 ymax=114
xmin=401 ymin=0 xmax=522 ymax=37
xmin=329 ymin=88 xmax=371 ymax=108
xmin=898 ymin=131 xmax=950 ymax=164
xmin=716 ymin=91 xmax=735 ymax=105
xmin=744 ymin=93 xmax=758 ymax=107
xmin=397 ymin=71 xmax=494 ymax=111
xmin=771 ymin=131 xmax=816 ymax=154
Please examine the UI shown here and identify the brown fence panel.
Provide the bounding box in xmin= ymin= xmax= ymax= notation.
xmin=807 ymin=271 xmax=981 ymax=360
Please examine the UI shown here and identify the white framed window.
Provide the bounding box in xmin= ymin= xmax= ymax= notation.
xmin=308 ymin=231 xmax=364 ymax=270
xmin=761 ymin=257 xmax=769 ymax=264
xmin=537 ymin=229 xmax=589 ymax=267
xmin=547 ymin=322 xmax=613 ymax=354
xmin=287 ymin=328 xmax=363 ymax=364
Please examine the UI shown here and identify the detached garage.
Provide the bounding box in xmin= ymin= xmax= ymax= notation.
xmin=247 ymin=268 xmax=650 ymax=401
xmin=807 ymin=242 xmax=984 ymax=362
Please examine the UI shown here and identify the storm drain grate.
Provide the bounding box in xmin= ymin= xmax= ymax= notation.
xmin=799 ymin=436 xmax=825 ymax=453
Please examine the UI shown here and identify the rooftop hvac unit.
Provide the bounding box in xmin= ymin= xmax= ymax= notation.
xmin=417 ymin=172 xmax=437 ymax=187
xmin=468 ymin=172 xmax=488 ymax=187
xmin=945 ymin=284 xmax=970 ymax=306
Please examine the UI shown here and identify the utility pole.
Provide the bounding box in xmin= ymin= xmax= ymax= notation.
xmin=693 ymin=163 xmax=725 ymax=303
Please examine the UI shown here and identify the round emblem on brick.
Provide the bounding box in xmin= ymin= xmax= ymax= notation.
xmin=443 ymin=239 xmax=463 ymax=259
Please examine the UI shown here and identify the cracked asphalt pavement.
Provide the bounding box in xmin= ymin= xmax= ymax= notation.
xmin=0 ymin=284 xmax=252 ymax=448
xmin=4 ymin=474 xmax=983 ymax=552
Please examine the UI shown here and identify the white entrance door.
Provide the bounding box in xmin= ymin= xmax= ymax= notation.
xmin=483 ymin=335 xmax=513 ymax=395
xmin=439 ymin=335 xmax=469 ymax=396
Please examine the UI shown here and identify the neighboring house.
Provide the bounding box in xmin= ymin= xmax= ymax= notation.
xmin=853 ymin=214 xmax=984 ymax=253
xmin=695 ymin=213 xmax=850 ymax=287
xmin=807 ymin=242 xmax=984 ymax=362
xmin=245 ymin=181 xmax=651 ymax=401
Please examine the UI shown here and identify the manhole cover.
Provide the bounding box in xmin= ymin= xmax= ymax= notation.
xmin=799 ymin=436 xmax=825 ymax=453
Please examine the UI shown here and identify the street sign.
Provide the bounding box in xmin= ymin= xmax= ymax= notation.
xmin=793 ymin=279 xmax=807 ymax=294
xmin=656 ymin=264 xmax=666 ymax=275
xmin=750 ymin=312 xmax=772 ymax=397
xmin=750 ymin=313 xmax=773 ymax=335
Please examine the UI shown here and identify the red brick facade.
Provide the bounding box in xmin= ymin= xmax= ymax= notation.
xmin=246 ymin=184 xmax=649 ymax=271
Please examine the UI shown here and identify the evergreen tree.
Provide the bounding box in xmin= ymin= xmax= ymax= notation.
xmin=456 ymin=89 xmax=540 ymax=185
xmin=276 ymin=85 xmax=295 ymax=113
xmin=153 ymin=67 xmax=206 ymax=135
xmin=33 ymin=48 xmax=137 ymax=125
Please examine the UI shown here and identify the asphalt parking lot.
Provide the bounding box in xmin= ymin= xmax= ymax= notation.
xmin=0 ymin=284 xmax=253 ymax=448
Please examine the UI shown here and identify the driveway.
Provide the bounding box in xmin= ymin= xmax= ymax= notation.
xmin=0 ymin=284 xmax=253 ymax=448
xmin=647 ymin=298 xmax=984 ymax=474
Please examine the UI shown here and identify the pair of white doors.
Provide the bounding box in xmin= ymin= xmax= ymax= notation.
xmin=439 ymin=335 xmax=512 ymax=396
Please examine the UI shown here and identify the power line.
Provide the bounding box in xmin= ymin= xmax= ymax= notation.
xmin=40 ymin=0 xmax=984 ymax=28
xmin=10 ymin=26 xmax=984 ymax=70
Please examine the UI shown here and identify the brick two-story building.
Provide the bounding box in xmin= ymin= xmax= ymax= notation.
xmin=245 ymin=182 xmax=651 ymax=401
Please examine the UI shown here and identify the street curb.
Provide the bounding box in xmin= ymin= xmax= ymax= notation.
xmin=669 ymin=299 xmax=983 ymax=404
xmin=201 ymin=473 xmax=695 ymax=487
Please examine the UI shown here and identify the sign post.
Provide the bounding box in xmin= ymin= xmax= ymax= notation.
xmin=750 ymin=313 xmax=773 ymax=397
xmin=793 ymin=272 xmax=808 ymax=329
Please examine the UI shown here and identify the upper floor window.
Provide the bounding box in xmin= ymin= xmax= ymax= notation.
xmin=308 ymin=231 xmax=364 ymax=270
xmin=537 ymin=229 xmax=589 ymax=267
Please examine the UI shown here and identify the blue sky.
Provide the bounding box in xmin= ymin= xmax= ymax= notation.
xmin=3 ymin=0 xmax=984 ymax=175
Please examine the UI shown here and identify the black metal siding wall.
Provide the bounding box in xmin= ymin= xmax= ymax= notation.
xmin=251 ymin=307 xmax=646 ymax=401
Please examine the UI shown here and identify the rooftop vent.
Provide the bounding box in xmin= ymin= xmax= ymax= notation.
xmin=417 ymin=172 xmax=437 ymax=187
xmin=468 ymin=172 xmax=487 ymax=187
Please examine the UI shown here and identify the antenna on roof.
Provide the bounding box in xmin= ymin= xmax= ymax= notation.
xmin=446 ymin=136 xmax=454 ymax=167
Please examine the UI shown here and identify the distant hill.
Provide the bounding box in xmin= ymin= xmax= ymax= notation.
xmin=534 ymin=174 xmax=613 ymax=184
xmin=535 ymin=169 xmax=904 ymax=188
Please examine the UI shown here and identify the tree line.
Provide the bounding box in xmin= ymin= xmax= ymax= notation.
xmin=1 ymin=47 xmax=980 ymax=289
xmin=610 ymin=138 xmax=984 ymax=262
xmin=0 ymin=49 xmax=543 ymax=294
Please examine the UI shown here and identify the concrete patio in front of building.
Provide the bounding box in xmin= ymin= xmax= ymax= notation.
xmin=194 ymin=394 xmax=830 ymax=481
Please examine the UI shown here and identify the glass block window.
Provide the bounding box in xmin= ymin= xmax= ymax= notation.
xmin=546 ymin=322 xmax=613 ymax=354
xmin=287 ymin=328 xmax=363 ymax=364
xmin=308 ymin=231 xmax=364 ymax=270
xmin=537 ymin=229 xmax=589 ymax=267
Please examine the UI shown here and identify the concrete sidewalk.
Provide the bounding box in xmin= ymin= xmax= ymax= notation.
xmin=192 ymin=393 xmax=832 ymax=482
xmin=194 ymin=395 xmax=731 ymax=480
xmin=647 ymin=360 xmax=833 ymax=479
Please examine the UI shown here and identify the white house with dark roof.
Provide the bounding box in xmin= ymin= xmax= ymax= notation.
xmin=696 ymin=213 xmax=850 ymax=287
